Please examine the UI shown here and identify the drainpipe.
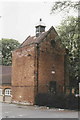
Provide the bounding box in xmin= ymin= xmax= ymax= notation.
xmin=3 ymin=89 xmax=5 ymax=102
xmin=36 ymin=44 xmax=40 ymax=94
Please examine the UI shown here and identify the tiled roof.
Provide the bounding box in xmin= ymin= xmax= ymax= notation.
xmin=0 ymin=65 xmax=11 ymax=85
xmin=21 ymin=32 xmax=47 ymax=47
xmin=20 ymin=26 xmax=55 ymax=47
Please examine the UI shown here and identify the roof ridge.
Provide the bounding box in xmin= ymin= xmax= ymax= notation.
xmin=20 ymin=35 xmax=30 ymax=47
xmin=18 ymin=26 xmax=58 ymax=47
xmin=48 ymin=26 xmax=58 ymax=35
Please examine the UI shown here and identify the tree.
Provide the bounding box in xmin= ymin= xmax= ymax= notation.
xmin=51 ymin=1 xmax=80 ymax=92
xmin=51 ymin=1 xmax=79 ymax=14
xmin=0 ymin=38 xmax=20 ymax=65
xmin=56 ymin=16 xmax=80 ymax=92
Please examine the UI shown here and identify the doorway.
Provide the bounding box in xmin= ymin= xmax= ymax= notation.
xmin=49 ymin=81 xmax=56 ymax=94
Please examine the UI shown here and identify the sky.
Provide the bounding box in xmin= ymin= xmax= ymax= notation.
xmin=0 ymin=0 xmax=78 ymax=43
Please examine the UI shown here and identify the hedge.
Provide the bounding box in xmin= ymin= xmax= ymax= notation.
xmin=35 ymin=93 xmax=80 ymax=110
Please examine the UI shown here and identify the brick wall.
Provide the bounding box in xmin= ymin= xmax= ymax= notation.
xmin=12 ymin=44 xmax=36 ymax=104
xmin=36 ymin=31 xmax=65 ymax=94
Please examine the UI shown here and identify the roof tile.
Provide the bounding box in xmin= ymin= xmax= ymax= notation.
xmin=0 ymin=66 xmax=11 ymax=85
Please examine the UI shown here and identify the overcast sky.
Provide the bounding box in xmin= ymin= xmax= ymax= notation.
xmin=0 ymin=0 xmax=78 ymax=43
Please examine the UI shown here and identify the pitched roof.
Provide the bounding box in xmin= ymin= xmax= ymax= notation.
xmin=21 ymin=32 xmax=47 ymax=47
xmin=0 ymin=65 xmax=12 ymax=85
xmin=20 ymin=26 xmax=57 ymax=47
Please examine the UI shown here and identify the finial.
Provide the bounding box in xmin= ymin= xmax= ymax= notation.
xmin=40 ymin=18 xmax=42 ymax=22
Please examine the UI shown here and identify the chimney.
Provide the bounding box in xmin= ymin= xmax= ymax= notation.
xmin=35 ymin=19 xmax=46 ymax=37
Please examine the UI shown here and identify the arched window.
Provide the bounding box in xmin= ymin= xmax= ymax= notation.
xmin=5 ymin=89 xmax=11 ymax=96
xmin=51 ymin=40 xmax=56 ymax=47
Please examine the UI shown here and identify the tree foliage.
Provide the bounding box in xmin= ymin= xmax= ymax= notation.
xmin=51 ymin=1 xmax=80 ymax=90
xmin=51 ymin=1 xmax=79 ymax=14
xmin=56 ymin=16 xmax=80 ymax=89
xmin=0 ymin=38 xmax=20 ymax=65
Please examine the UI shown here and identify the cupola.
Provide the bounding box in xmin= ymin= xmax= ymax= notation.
xmin=35 ymin=19 xmax=46 ymax=37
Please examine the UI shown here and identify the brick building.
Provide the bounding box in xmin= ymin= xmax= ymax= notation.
xmin=0 ymin=65 xmax=12 ymax=102
xmin=12 ymin=19 xmax=69 ymax=105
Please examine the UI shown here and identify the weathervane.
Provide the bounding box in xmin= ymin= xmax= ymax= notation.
xmin=40 ymin=18 xmax=42 ymax=22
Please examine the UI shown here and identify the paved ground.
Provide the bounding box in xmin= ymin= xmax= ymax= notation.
xmin=0 ymin=102 xmax=79 ymax=118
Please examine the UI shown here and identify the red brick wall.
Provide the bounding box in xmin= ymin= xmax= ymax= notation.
xmin=12 ymin=86 xmax=35 ymax=104
xmin=37 ymin=31 xmax=65 ymax=94
xmin=12 ymin=45 xmax=36 ymax=104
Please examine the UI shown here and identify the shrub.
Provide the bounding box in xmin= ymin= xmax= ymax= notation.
xmin=35 ymin=93 xmax=79 ymax=110
xmin=65 ymin=94 xmax=79 ymax=110
xmin=35 ymin=93 xmax=49 ymax=106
